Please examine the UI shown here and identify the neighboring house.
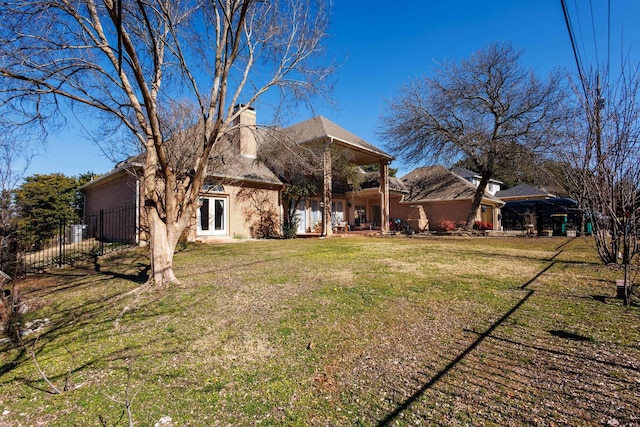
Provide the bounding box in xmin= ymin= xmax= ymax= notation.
xmin=495 ymin=183 xmax=555 ymax=201
xmin=451 ymin=167 xmax=503 ymax=195
xmin=80 ymin=111 xmax=395 ymax=242
xmin=496 ymin=184 xmax=582 ymax=235
xmin=399 ymin=165 xmax=504 ymax=231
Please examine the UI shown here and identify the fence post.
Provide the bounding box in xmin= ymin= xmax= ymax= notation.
xmin=100 ymin=209 xmax=104 ymax=255
xmin=58 ymin=218 xmax=64 ymax=268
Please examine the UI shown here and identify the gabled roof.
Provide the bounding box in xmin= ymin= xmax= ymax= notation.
xmin=401 ymin=165 xmax=504 ymax=204
xmin=451 ymin=166 xmax=477 ymax=180
xmin=284 ymin=116 xmax=393 ymax=164
xmin=495 ymin=183 xmax=554 ymax=199
xmin=209 ymin=147 xmax=282 ymax=186
xmin=81 ymin=145 xmax=281 ymax=191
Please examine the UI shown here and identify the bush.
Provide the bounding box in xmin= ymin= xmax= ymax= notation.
xmin=438 ymin=220 xmax=457 ymax=232
xmin=282 ymin=224 xmax=298 ymax=239
xmin=473 ymin=221 xmax=493 ymax=231
xmin=456 ymin=220 xmax=467 ymax=229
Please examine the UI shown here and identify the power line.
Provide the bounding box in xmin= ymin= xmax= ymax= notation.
xmin=606 ymin=0 xmax=611 ymax=91
xmin=589 ymin=0 xmax=600 ymax=66
xmin=560 ymin=0 xmax=589 ymax=99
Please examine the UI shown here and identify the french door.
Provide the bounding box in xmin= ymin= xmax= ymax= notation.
xmin=197 ymin=197 xmax=227 ymax=236
xmin=296 ymin=200 xmax=307 ymax=233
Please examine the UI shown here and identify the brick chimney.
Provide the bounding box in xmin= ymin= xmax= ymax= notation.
xmin=233 ymin=105 xmax=257 ymax=159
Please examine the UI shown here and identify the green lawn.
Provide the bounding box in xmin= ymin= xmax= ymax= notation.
xmin=1 ymin=235 xmax=639 ymax=426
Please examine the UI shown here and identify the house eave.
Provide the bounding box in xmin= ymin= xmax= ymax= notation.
xmin=78 ymin=162 xmax=141 ymax=191
xmin=401 ymin=196 xmax=505 ymax=207
xmin=209 ymin=172 xmax=283 ymax=188
xmin=297 ymin=134 xmax=394 ymax=164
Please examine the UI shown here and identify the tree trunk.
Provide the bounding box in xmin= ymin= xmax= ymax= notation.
xmin=322 ymin=147 xmax=332 ymax=237
xmin=465 ymin=174 xmax=491 ymax=231
xmin=147 ymin=209 xmax=180 ymax=286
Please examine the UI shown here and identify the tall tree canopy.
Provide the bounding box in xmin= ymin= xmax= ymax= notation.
xmin=380 ymin=42 xmax=571 ymax=228
xmin=0 ymin=0 xmax=333 ymax=285
xmin=13 ymin=173 xmax=92 ymax=244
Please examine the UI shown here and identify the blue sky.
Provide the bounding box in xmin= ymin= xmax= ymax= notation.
xmin=25 ymin=0 xmax=640 ymax=178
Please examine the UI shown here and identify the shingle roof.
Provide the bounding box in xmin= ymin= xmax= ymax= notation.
xmin=208 ymin=148 xmax=282 ymax=185
xmin=451 ymin=166 xmax=478 ymax=180
xmin=360 ymin=171 xmax=408 ymax=193
xmin=284 ymin=116 xmax=393 ymax=161
xmin=401 ymin=165 xmax=503 ymax=204
xmin=84 ymin=142 xmax=282 ymax=189
xmin=495 ymin=183 xmax=554 ymax=199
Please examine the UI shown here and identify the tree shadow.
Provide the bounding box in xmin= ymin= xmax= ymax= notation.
xmin=377 ymin=260 xmax=553 ymax=426
xmin=548 ymin=329 xmax=593 ymax=342
xmin=377 ymin=290 xmax=535 ymax=426
xmin=591 ymin=294 xmax=610 ymax=303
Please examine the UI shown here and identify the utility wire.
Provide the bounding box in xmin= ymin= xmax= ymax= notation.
xmin=606 ymin=0 xmax=611 ymax=93
xmin=572 ymin=0 xmax=589 ymax=73
xmin=589 ymin=0 xmax=600 ymax=66
xmin=561 ymin=0 xmax=589 ymax=99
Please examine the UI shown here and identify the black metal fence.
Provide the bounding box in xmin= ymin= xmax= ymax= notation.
xmin=1 ymin=205 xmax=137 ymax=277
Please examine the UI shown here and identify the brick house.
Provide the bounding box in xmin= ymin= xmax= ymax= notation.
xmin=80 ymin=108 xmax=283 ymax=243
xmin=79 ymin=111 xmax=396 ymax=242
xmin=399 ymin=165 xmax=504 ymax=231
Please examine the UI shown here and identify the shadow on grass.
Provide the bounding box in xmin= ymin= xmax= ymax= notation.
xmin=377 ymin=260 xmax=552 ymax=426
xmin=549 ymin=329 xmax=593 ymax=342
xmin=92 ymin=252 xmax=150 ymax=284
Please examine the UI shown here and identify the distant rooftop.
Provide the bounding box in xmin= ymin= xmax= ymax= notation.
xmin=401 ymin=165 xmax=503 ymax=204
xmin=495 ymin=183 xmax=555 ymax=199
xmin=451 ymin=166 xmax=504 ymax=184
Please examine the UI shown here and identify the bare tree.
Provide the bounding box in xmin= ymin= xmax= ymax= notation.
xmin=380 ymin=42 xmax=571 ymax=229
xmin=0 ymin=0 xmax=334 ymax=285
xmin=561 ymin=66 xmax=640 ymax=303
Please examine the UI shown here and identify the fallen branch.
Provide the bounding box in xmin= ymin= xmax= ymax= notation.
xmin=99 ymin=361 xmax=139 ymax=427
xmin=27 ymin=335 xmax=62 ymax=394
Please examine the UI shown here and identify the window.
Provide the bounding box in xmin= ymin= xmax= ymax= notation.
xmin=203 ymin=181 xmax=224 ymax=193
xmin=331 ymin=201 xmax=344 ymax=223
xmin=355 ymin=205 xmax=367 ymax=225
xmin=311 ymin=200 xmax=322 ymax=227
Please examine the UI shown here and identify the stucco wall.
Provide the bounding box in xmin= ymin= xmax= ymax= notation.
xmin=186 ymin=182 xmax=282 ymax=241
xmin=228 ymin=184 xmax=281 ymax=238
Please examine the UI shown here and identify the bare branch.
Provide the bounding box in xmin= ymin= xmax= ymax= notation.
xmin=380 ymin=42 xmax=571 ymax=229
xmin=0 ymin=0 xmax=333 ymax=284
